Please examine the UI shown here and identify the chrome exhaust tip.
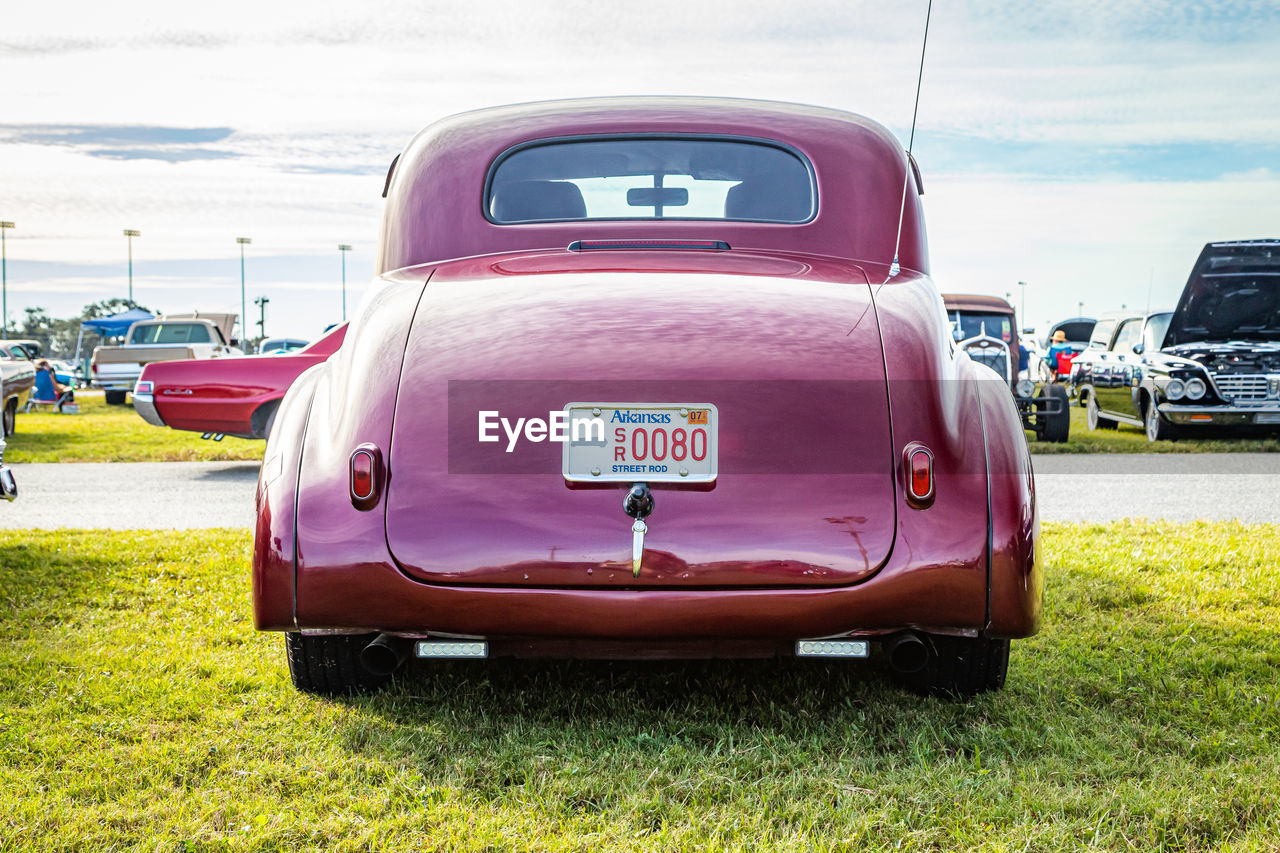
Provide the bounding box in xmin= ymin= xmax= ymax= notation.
xmin=359 ymin=634 xmax=412 ymax=676
xmin=883 ymin=632 xmax=931 ymax=674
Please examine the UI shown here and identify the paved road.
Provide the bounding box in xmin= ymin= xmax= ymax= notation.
xmin=1 ymin=454 xmax=1277 ymax=529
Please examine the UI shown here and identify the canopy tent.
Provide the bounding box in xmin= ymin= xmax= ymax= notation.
xmin=80 ymin=308 xmax=154 ymax=337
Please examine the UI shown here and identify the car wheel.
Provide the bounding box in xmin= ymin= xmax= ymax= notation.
xmin=891 ymin=634 xmax=1010 ymax=698
xmin=1085 ymin=392 xmax=1116 ymax=431
xmin=3 ymin=399 xmax=16 ymax=436
xmin=284 ymin=632 xmax=393 ymax=696
xmin=1144 ymin=400 xmax=1176 ymax=442
xmin=104 ymin=390 xmax=127 ymax=406
xmin=1042 ymin=384 xmax=1070 ymax=443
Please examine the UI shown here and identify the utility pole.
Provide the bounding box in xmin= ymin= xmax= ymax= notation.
xmin=0 ymin=221 xmax=13 ymax=337
xmin=1017 ymin=280 xmax=1028 ymax=327
xmin=254 ymin=295 xmax=270 ymax=343
xmin=236 ymin=237 xmax=252 ymax=343
xmin=338 ymin=244 xmax=352 ymax=322
xmin=123 ymin=229 xmax=141 ymax=302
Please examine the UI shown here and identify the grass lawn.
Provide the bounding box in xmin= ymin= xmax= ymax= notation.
xmin=1 ymin=523 xmax=1278 ymax=851
xmin=1029 ymin=405 xmax=1280 ymax=454
xmin=5 ymin=394 xmax=262 ymax=463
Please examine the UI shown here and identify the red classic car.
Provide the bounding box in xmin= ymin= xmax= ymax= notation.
xmin=132 ymin=324 xmax=346 ymax=439
xmin=255 ymin=97 xmax=1041 ymax=698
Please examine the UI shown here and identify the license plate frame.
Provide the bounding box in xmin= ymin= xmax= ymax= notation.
xmin=562 ymin=402 xmax=718 ymax=485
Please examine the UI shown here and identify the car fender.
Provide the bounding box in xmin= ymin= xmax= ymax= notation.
xmin=253 ymin=362 xmax=325 ymax=630
xmin=978 ymin=373 xmax=1042 ymax=637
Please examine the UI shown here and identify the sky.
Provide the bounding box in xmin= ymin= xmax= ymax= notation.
xmin=1 ymin=0 xmax=1278 ymax=343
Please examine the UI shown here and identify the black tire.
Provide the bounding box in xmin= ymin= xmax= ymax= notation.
xmin=3 ymin=399 xmax=15 ymax=436
xmin=1144 ymin=398 xmax=1177 ymax=442
xmin=1041 ymin=384 xmax=1070 ymax=443
xmin=1085 ymin=391 xmax=1117 ymax=431
xmin=284 ymin=632 xmax=392 ymax=696
xmin=891 ymin=634 xmax=1010 ymax=698
xmin=104 ymin=389 xmax=127 ymax=406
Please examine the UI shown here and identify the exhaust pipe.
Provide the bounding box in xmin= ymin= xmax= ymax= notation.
xmin=359 ymin=634 xmax=412 ymax=676
xmin=883 ymin=632 xmax=930 ymax=674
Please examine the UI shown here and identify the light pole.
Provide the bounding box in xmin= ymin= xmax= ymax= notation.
xmin=338 ymin=244 xmax=352 ymax=322
xmin=123 ymin=229 xmax=141 ymax=302
xmin=1078 ymin=300 xmax=1084 ymax=317
xmin=0 ymin=221 xmax=13 ymax=337
xmin=1017 ymin=280 xmax=1028 ymax=326
xmin=254 ymin=295 xmax=270 ymax=342
xmin=236 ymin=237 xmax=252 ymax=343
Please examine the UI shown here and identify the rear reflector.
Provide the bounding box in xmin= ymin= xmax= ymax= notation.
xmin=796 ymin=640 xmax=869 ymax=658
xmin=415 ymin=640 xmax=488 ymax=659
xmin=568 ymin=239 xmax=730 ymax=251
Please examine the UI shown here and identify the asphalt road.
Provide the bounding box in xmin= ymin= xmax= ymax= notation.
xmin=1 ymin=454 xmax=1277 ymax=530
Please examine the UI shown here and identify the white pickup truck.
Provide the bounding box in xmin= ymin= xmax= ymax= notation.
xmin=91 ymin=313 xmax=243 ymax=404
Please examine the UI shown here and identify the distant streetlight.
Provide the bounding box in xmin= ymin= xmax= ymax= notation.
xmin=254 ymin=295 xmax=270 ymax=342
xmin=1078 ymin=300 xmax=1084 ymax=317
xmin=0 ymin=221 xmax=13 ymax=338
xmin=1017 ymin=280 xmax=1028 ymax=326
xmin=236 ymin=237 xmax=252 ymax=343
xmin=338 ymin=244 xmax=352 ymax=322
xmin=123 ymin=229 xmax=141 ymax=302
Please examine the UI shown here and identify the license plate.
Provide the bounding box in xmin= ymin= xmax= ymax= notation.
xmin=562 ymin=402 xmax=718 ymax=484
xmin=1255 ymin=413 xmax=1280 ymax=425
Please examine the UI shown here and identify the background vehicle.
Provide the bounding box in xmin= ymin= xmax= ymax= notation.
xmin=134 ymin=324 xmax=346 ymax=439
xmin=943 ymin=293 xmax=1069 ymax=442
xmin=256 ymin=98 xmax=1041 ymax=699
xmin=91 ymin=313 xmax=242 ymax=404
xmin=0 ymin=356 xmax=35 ymax=436
xmin=1072 ymin=239 xmax=1280 ymax=441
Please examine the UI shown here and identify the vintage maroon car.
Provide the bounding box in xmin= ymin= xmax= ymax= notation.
xmin=132 ymin=324 xmax=346 ymax=439
xmin=255 ymin=97 xmax=1041 ymax=698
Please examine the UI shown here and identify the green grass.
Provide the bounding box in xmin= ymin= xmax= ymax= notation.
xmin=2 ymin=523 xmax=1278 ymax=851
xmin=6 ymin=394 xmax=262 ymax=463
xmin=1029 ymin=405 xmax=1280 ymax=453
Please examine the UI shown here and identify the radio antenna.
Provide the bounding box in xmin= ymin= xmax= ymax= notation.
xmin=889 ymin=0 xmax=933 ymax=278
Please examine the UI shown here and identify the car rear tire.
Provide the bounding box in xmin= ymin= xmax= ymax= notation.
xmin=891 ymin=634 xmax=1010 ymax=698
xmin=1085 ymin=392 xmax=1117 ymax=431
xmin=1041 ymin=384 xmax=1070 ymax=443
xmin=1144 ymin=401 xmax=1177 ymax=442
xmin=3 ymin=399 xmax=16 ymax=436
xmin=284 ymin=632 xmax=393 ymax=696
xmin=104 ymin=390 xmax=127 ymax=406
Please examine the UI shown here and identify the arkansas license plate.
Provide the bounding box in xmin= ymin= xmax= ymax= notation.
xmin=562 ymin=402 xmax=718 ymax=484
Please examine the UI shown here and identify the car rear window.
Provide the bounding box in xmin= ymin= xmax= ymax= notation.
xmin=486 ymin=137 xmax=816 ymax=224
xmin=129 ymin=323 xmax=211 ymax=345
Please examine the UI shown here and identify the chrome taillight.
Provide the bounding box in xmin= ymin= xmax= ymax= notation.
xmin=903 ymin=444 xmax=935 ymax=508
xmin=349 ymin=443 xmax=384 ymax=510
xmin=134 ymin=380 xmax=154 ymax=395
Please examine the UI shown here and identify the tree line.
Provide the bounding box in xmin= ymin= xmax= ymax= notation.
xmin=8 ymin=298 xmax=157 ymax=358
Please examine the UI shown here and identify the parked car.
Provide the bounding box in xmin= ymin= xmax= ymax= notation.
xmin=0 ymin=355 xmax=35 ymax=436
xmin=0 ymin=339 xmax=42 ymax=359
xmin=943 ymin=293 xmax=1070 ymax=442
xmin=1072 ymin=239 xmax=1280 ymax=441
xmin=258 ymin=337 xmax=310 ymax=355
xmin=0 ymin=437 xmax=14 ymax=501
xmin=91 ymin=313 xmax=242 ymax=404
xmin=133 ymin=324 xmax=346 ymax=439
xmin=255 ymin=97 xmax=1041 ymax=699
